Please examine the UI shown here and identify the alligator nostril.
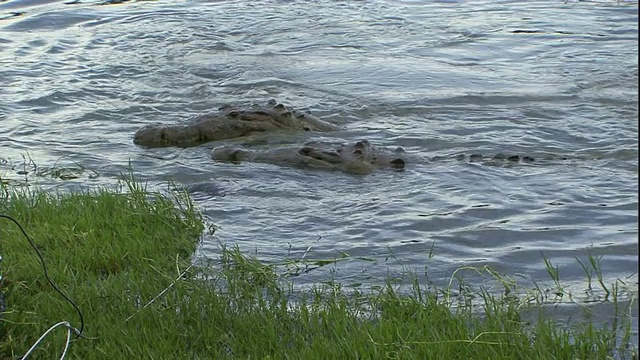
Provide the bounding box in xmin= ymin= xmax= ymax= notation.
xmin=390 ymin=159 xmax=405 ymax=168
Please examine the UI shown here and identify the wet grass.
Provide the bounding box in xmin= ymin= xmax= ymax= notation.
xmin=0 ymin=175 xmax=637 ymax=359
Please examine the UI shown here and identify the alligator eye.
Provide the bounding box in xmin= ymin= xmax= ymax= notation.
xmin=353 ymin=149 xmax=363 ymax=155
xmin=274 ymin=104 xmax=286 ymax=110
xmin=298 ymin=147 xmax=313 ymax=156
xmin=303 ymin=126 xmax=311 ymax=131
xmin=227 ymin=111 xmax=239 ymax=118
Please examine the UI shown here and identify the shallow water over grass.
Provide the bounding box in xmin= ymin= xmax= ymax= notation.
xmin=0 ymin=0 xmax=637 ymax=342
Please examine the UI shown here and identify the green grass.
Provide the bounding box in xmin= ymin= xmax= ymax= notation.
xmin=0 ymin=175 xmax=636 ymax=359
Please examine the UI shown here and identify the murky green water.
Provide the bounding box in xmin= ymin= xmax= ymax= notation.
xmin=1 ymin=0 xmax=638 ymax=341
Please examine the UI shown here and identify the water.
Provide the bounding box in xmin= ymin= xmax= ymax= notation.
xmin=1 ymin=0 xmax=638 ymax=339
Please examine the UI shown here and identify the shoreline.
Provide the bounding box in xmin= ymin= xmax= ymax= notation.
xmin=0 ymin=177 xmax=636 ymax=359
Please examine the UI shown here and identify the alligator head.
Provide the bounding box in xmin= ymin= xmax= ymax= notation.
xmin=133 ymin=99 xmax=340 ymax=148
xmin=334 ymin=139 xmax=406 ymax=170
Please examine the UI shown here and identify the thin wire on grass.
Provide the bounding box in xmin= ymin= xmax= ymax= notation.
xmin=365 ymin=330 xmax=517 ymax=347
xmin=0 ymin=214 xmax=85 ymax=338
xmin=124 ymin=262 xmax=195 ymax=323
xmin=20 ymin=321 xmax=73 ymax=360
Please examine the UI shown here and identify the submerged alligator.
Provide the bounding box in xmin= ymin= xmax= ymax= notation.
xmin=212 ymin=140 xmax=407 ymax=175
xmin=134 ymin=99 xmax=572 ymax=174
xmin=134 ymin=99 xmax=339 ymax=148
xmin=211 ymin=140 xmax=565 ymax=174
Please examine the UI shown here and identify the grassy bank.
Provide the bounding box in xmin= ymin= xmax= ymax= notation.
xmin=0 ymin=178 xmax=636 ymax=359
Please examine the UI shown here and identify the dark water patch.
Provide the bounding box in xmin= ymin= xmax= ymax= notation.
xmin=0 ymin=0 xmax=59 ymax=10
xmin=1 ymin=9 xmax=95 ymax=30
xmin=0 ymin=10 xmax=23 ymax=20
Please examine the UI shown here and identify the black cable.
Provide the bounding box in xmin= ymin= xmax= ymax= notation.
xmin=0 ymin=214 xmax=85 ymax=339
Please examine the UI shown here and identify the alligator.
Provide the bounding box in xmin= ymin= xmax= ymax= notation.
xmin=211 ymin=139 xmax=407 ymax=175
xmin=133 ymin=100 xmax=340 ymax=148
xmin=133 ymin=100 xmax=574 ymax=174
xmin=211 ymin=139 xmax=575 ymax=174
